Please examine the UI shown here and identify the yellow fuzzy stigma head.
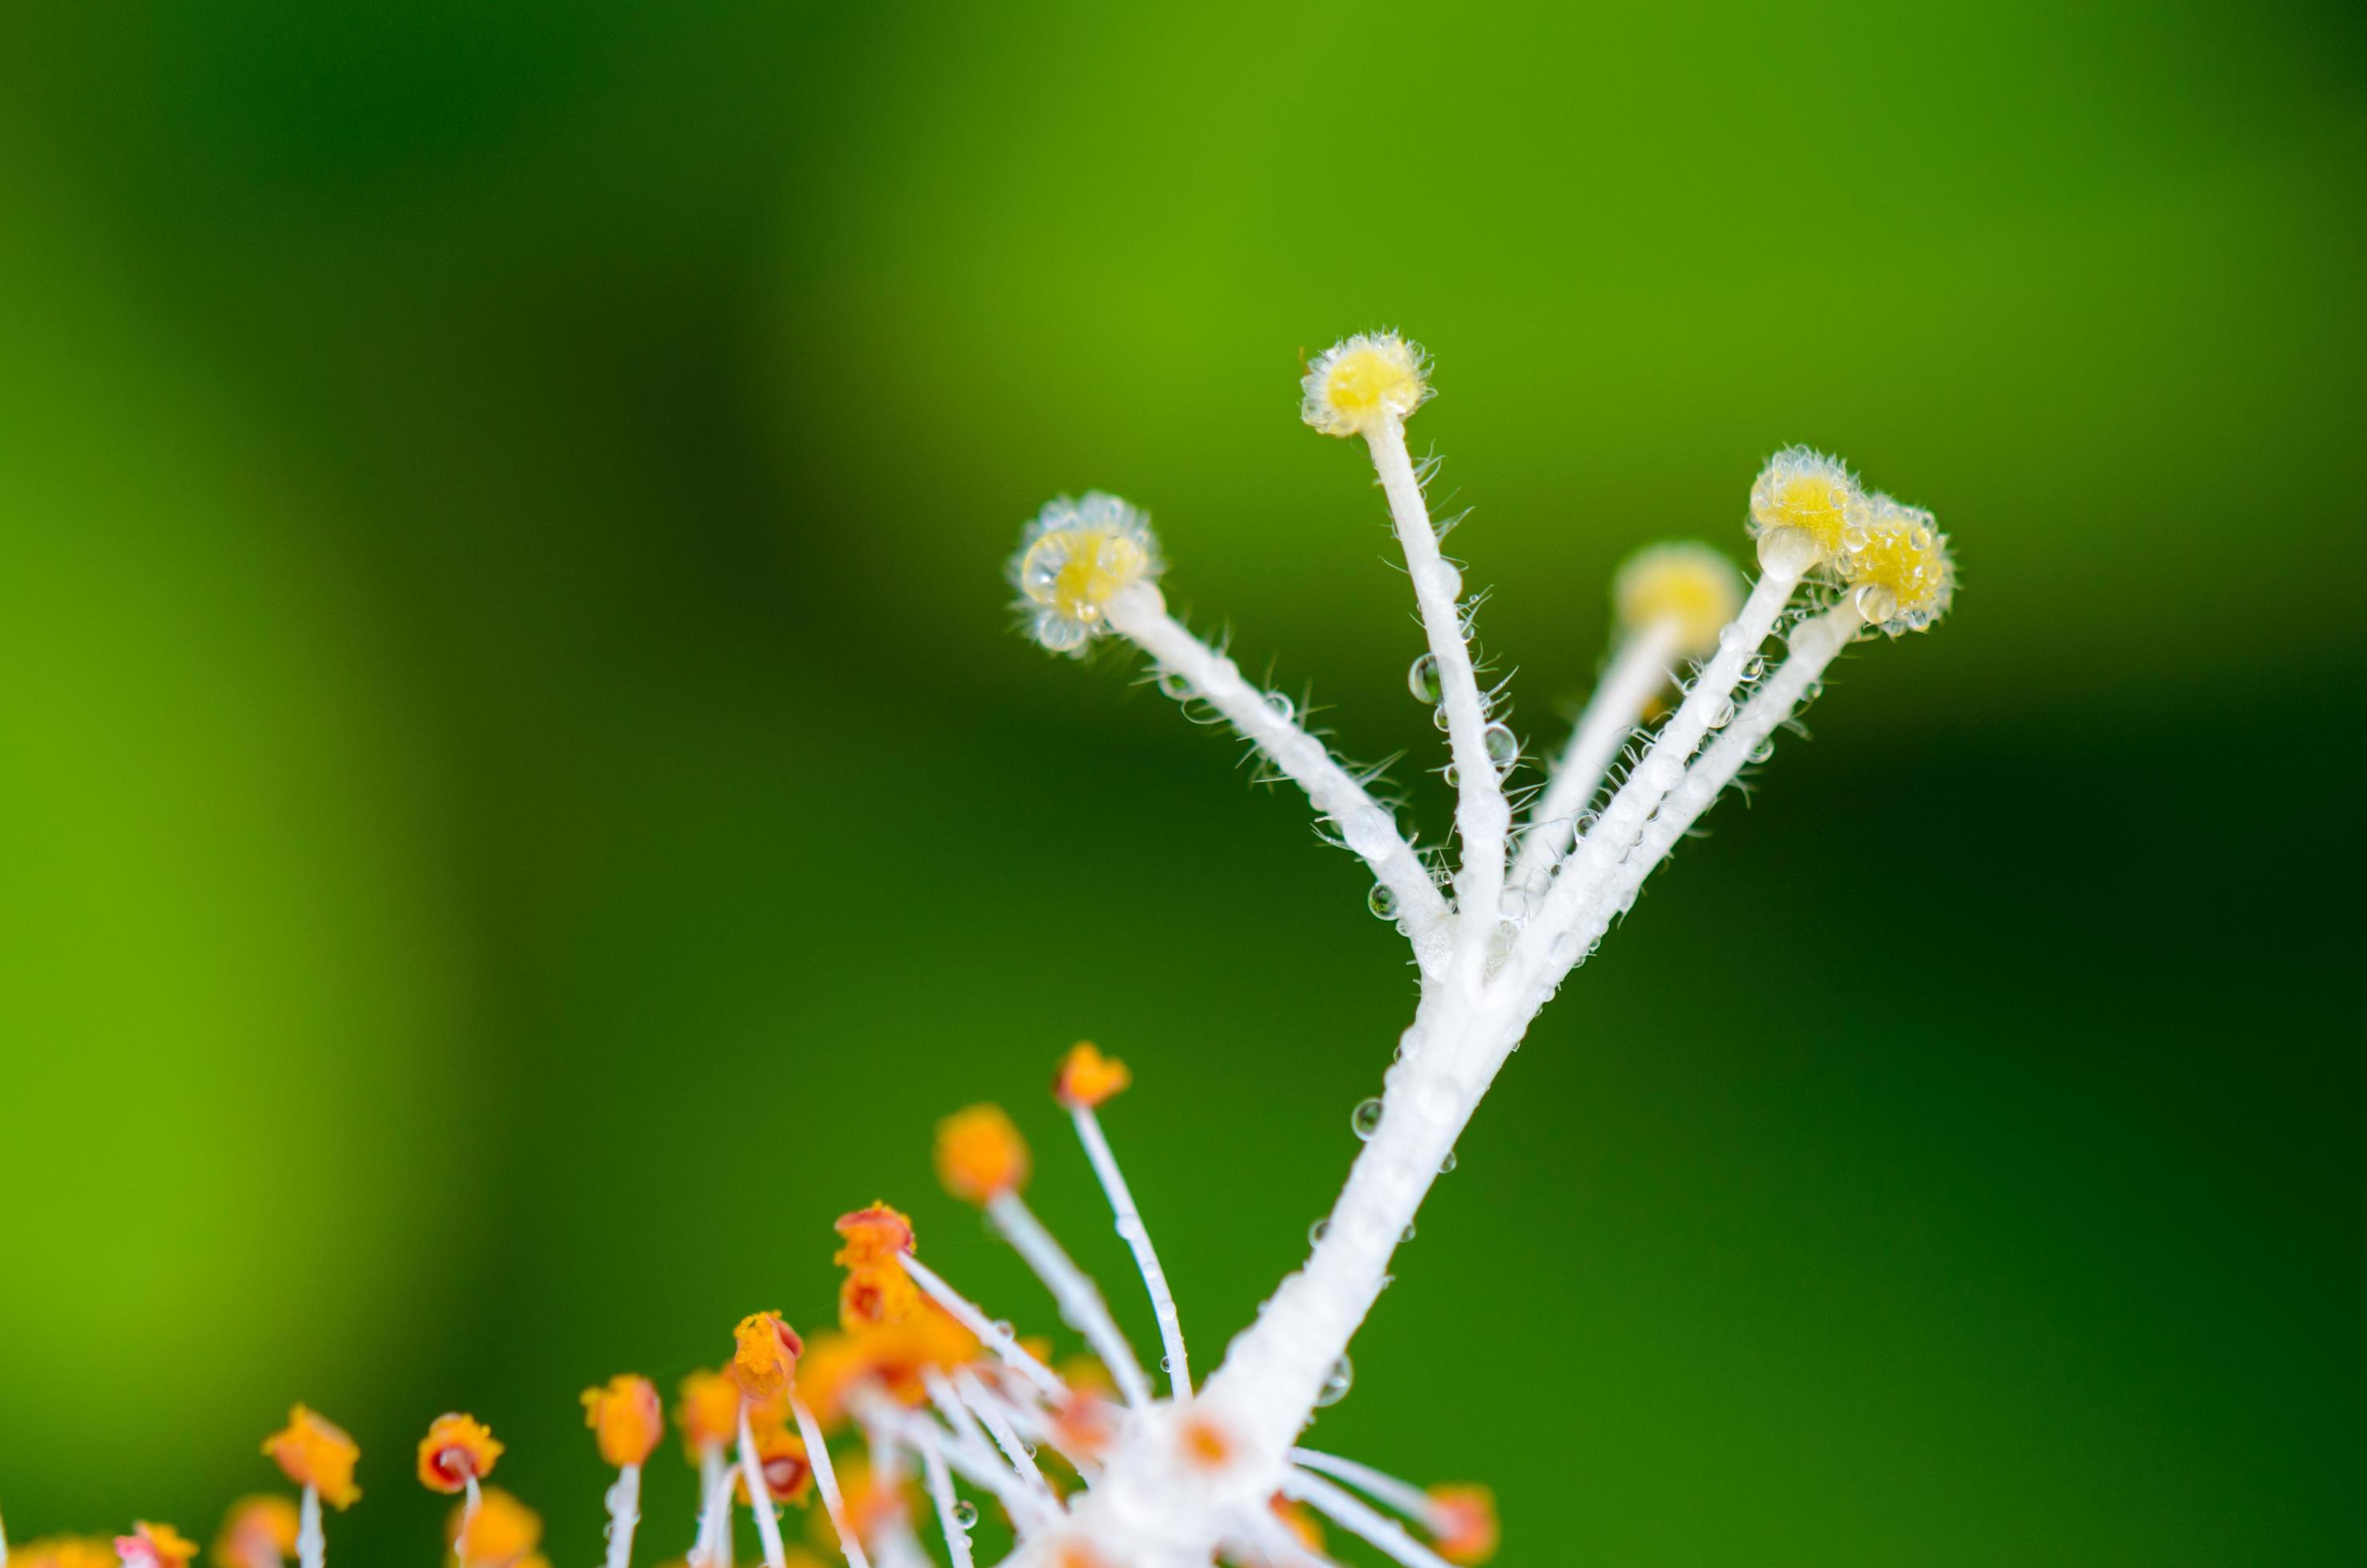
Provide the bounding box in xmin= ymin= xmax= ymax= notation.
xmin=1301 ymin=332 xmax=1432 ymax=438
xmin=1838 ymin=494 xmax=1955 ymax=635
xmin=1010 ymin=492 xmax=1162 ymax=655
xmin=1748 ymin=446 xmax=1862 ymax=576
xmin=1613 ymin=542 xmax=1744 ymax=658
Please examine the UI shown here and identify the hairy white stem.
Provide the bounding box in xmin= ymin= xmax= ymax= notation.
xmin=1286 ymin=1450 xmax=1438 ymax=1528
xmin=296 ymin=1485 xmax=323 ymax=1568
xmin=1365 ymin=416 xmax=1509 ymax=986
xmin=735 ymin=1406 xmax=788 ymax=1568
xmin=1106 ymin=583 xmax=1452 ymax=970
xmin=918 ymin=1441 xmax=974 ymax=1568
xmin=1540 ymin=601 xmax=1861 ymax=991
xmin=1072 ymin=1102 xmax=1191 ymax=1395
xmin=1513 ymin=565 xmax=1802 ymax=984
xmin=602 ymin=1465 xmax=641 ymax=1568
xmin=1280 ymin=1470 xmax=1455 ymax=1568
xmin=952 ymin=1368 xmax=1057 ymax=1501
xmin=1507 ymin=619 xmax=1680 ymax=896
xmin=896 ymin=1254 xmax=1070 ymax=1403
xmin=987 ymin=1190 xmax=1155 ymax=1408
xmin=690 ymin=1444 xmax=734 ymax=1568
xmin=794 ymin=1399 xmax=874 ymax=1568
xmin=910 ymin=1377 xmax=1055 ymax=1527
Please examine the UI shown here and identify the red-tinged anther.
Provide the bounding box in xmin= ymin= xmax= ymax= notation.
xmin=731 ymin=1428 xmax=811 ymax=1506
xmin=415 ymin=1413 xmax=502 ymax=1494
xmin=1428 ymin=1483 xmax=1500 ymax=1566
xmin=730 ymin=1311 xmax=805 ymax=1398
xmin=1054 ymin=1042 xmax=1132 ymax=1109
xmin=581 ymin=1374 xmax=664 ymax=1468
xmin=833 ymin=1202 xmax=915 ymax=1261
xmin=115 ymin=1523 xmax=198 ymax=1568
xmin=934 ymin=1104 xmax=1030 ymax=1205
xmin=834 ymin=1202 xmax=922 ymax=1331
xmin=262 ymin=1405 xmax=362 ymax=1510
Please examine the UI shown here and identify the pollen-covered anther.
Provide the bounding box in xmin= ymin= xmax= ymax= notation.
xmin=674 ymin=1369 xmax=742 ymax=1458
xmin=213 ymin=1497 xmax=298 ymax=1568
xmin=114 ymin=1523 xmax=198 ymax=1568
xmin=1300 ymin=332 xmax=1432 ymax=438
xmin=1427 ymin=1483 xmax=1501 ymax=1565
xmin=262 ymin=1404 xmax=362 ymax=1509
xmin=1748 ymin=446 xmax=1862 ymax=577
xmin=730 ymin=1311 xmax=806 ymax=1398
xmin=450 ymin=1489 xmax=539 ymax=1568
xmin=834 ymin=1202 xmax=920 ymax=1330
xmin=730 ymin=1428 xmax=812 ymax=1506
xmin=934 ymin=1103 xmax=1030 ymax=1205
xmin=581 ymin=1374 xmax=664 ymax=1468
xmin=1053 ymin=1041 xmax=1132 ymax=1108
xmin=1614 ymin=542 xmax=1745 ymax=658
xmin=1837 ymin=494 xmax=1954 ymax=634
xmin=416 ymin=1414 xmax=502 ymax=1494
xmin=1009 ymin=492 xmax=1162 ymax=655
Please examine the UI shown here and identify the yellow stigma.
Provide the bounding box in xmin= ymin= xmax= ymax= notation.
xmin=1748 ymin=447 xmax=1861 ymax=573
xmin=1613 ymin=542 xmax=1743 ymax=658
xmin=1010 ymin=493 xmax=1161 ymax=655
xmin=1839 ymin=494 xmax=1954 ymax=634
xmin=1301 ymin=332 xmax=1431 ymax=438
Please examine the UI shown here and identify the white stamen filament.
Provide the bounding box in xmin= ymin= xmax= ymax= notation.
xmin=1507 ymin=618 xmax=1680 ymax=895
xmin=1281 ymin=1469 xmax=1456 ymax=1568
xmin=1105 ymin=583 xmax=1452 ymax=970
xmin=951 ymin=1368 xmax=1057 ymax=1499
xmin=986 ymin=1190 xmax=1154 ymax=1408
xmin=896 ymin=1254 xmax=1070 ymax=1403
xmin=1287 ymin=1448 xmax=1441 ymax=1528
xmin=457 ymin=1475 xmax=482 ymax=1566
xmin=602 ymin=1464 xmax=641 ymax=1568
xmin=918 ymin=1440 xmax=974 ymax=1568
xmin=735 ymin=1403 xmax=788 ymax=1568
xmin=690 ymin=1442 xmax=735 ymax=1568
xmin=1364 ymin=414 xmax=1510 ymax=986
xmin=794 ymin=1398 xmax=873 ymax=1568
xmin=296 ymin=1485 xmax=324 ymax=1568
xmin=1071 ymin=1102 xmax=1191 ymax=1394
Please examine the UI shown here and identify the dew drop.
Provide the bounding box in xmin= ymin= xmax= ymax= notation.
xmin=1267 ymin=691 xmax=1297 ymax=722
xmin=950 ymin=1500 xmax=978 ymax=1529
xmin=1401 ymin=1222 xmax=1417 ymax=1243
xmin=1481 ymin=723 xmax=1518 ymax=770
xmin=1853 ymin=582 xmax=1898 ymax=626
xmin=1351 ymin=1098 xmax=1385 ymax=1139
xmin=1431 ymin=704 xmax=1452 ymax=732
xmin=1368 ymin=883 xmax=1400 ymax=920
xmin=1160 ymin=1355 xmax=1174 ymax=1373
xmin=1442 ymin=764 xmax=1459 ymax=788
xmin=1424 ymin=560 xmax=1463 ymax=601
xmin=1407 ymin=653 xmax=1442 ymax=705
xmin=1803 ymin=680 xmax=1825 ymax=703
xmin=1309 ymin=1217 xmax=1331 ymax=1246
xmin=1156 ymin=670 xmax=1193 ymax=701
xmin=1749 ymin=738 xmax=1777 ymax=764
xmin=1742 ymin=654 xmax=1767 ymax=682
xmin=1756 ymin=523 xmax=1820 ymax=578
xmin=1705 ymin=699 xmax=1736 ymax=730
xmin=991 ymin=1319 xmax=1014 ymax=1339
xmin=1439 ymin=1148 xmax=1459 ymax=1174
xmin=1314 ymin=1354 xmax=1355 ymax=1407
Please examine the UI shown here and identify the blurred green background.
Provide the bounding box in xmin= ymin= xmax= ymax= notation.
xmin=2 ymin=2 xmax=2360 ymax=1563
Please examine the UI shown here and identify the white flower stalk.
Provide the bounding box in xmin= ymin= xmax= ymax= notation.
xmin=794 ymin=1399 xmax=873 ymax=1568
xmin=986 ymin=336 xmax=1956 ymax=1565
xmin=734 ymin=1404 xmax=790 ymax=1568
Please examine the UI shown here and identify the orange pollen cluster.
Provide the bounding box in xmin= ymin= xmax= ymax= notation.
xmin=1177 ymin=1412 xmax=1235 ymax=1470
xmin=580 ymin=1374 xmax=664 ymax=1468
xmin=262 ymin=1405 xmax=362 ymax=1510
xmin=213 ymin=1497 xmax=299 ymax=1568
xmin=452 ymin=1488 xmax=541 ymax=1568
xmin=114 ymin=1523 xmax=198 ymax=1568
xmin=1053 ymin=1042 xmax=1131 ymax=1109
xmin=795 ymin=1302 xmax=979 ymax=1429
xmin=673 ymin=1369 xmax=742 ymax=1458
xmin=934 ymin=1103 xmax=1030 ymax=1205
xmin=833 ymin=1202 xmax=919 ymax=1331
xmin=1427 ymin=1483 xmax=1501 ymax=1566
xmin=10 ymin=1537 xmax=119 ymax=1568
xmin=415 ymin=1413 xmax=502 ymax=1494
xmin=731 ymin=1311 xmax=806 ymax=1399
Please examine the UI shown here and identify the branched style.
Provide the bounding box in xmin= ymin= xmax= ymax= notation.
xmin=2 ymin=333 xmax=1953 ymax=1568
